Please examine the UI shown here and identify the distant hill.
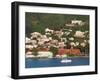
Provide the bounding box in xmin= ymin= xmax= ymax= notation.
xmin=25 ymin=12 xmax=89 ymax=37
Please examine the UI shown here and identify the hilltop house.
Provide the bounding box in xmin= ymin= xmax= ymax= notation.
xmin=71 ymin=20 xmax=84 ymax=26
xmin=65 ymin=20 xmax=85 ymax=27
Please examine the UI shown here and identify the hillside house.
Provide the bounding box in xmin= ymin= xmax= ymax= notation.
xmin=65 ymin=20 xmax=85 ymax=27
xmin=71 ymin=20 xmax=85 ymax=26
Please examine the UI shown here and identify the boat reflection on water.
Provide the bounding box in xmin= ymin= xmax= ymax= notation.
xmin=60 ymin=54 xmax=72 ymax=63
xmin=61 ymin=59 xmax=72 ymax=63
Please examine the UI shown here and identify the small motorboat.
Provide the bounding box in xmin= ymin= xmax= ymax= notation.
xmin=61 ymin=59 xmax=72 ymax=63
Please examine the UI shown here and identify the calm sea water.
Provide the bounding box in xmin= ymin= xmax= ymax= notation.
xmin=25 ymin=57 xmax=89 ymax=68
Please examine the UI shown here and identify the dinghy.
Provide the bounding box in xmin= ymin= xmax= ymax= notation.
xmin=61 ymin=59 xmax=72 ymax=63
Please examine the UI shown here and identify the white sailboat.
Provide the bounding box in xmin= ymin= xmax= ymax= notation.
xmin=61 ymin=59 xmax=72 ymax=63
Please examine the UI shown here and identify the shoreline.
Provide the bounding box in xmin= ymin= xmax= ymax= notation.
xmin=25 ymin=56 xmax=89 ymax=59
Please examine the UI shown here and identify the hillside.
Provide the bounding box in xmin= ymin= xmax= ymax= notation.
xmin=25 ymin=12 xmax=89 ymax=56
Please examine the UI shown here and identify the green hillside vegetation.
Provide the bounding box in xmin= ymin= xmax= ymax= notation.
xmin=25 ymin=13 xmax=89 ymax=36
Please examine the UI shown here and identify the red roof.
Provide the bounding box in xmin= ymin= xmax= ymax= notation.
xmin=58 ymin=48 xmax=80 ymax=55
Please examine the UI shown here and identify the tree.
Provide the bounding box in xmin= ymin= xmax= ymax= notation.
xmin=49 ymin=46 xmax=58 ymax=57
xmin=32 ymin=48 xmax=38 ymax=56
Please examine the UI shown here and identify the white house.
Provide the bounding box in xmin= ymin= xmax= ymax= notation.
xmin=45 ymin=28 xmax=54 ymax=33
xmin=70 ymin=42 xmax=76 ymax=47
xmin=30 ymin=40 xmax=37 ymax=45
xmin=25 ymin=37 xmax=31 ymax=43
xmin=71 ymin=20 xmax=84 ymax=26
xmin=31 ymin=32 xmax=41 ymax=39
xmin=80 ymin=42 xmax=86 ymax=47
xmin=69 ymin=37 xmax=74 ymax=41
xmin=58 ymin=42 xmax=66 ymax=48
xmin=74 ymin=31 xmax=85 ymax=38
xmin=25 ymin=45 xmax=33 ymax=49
